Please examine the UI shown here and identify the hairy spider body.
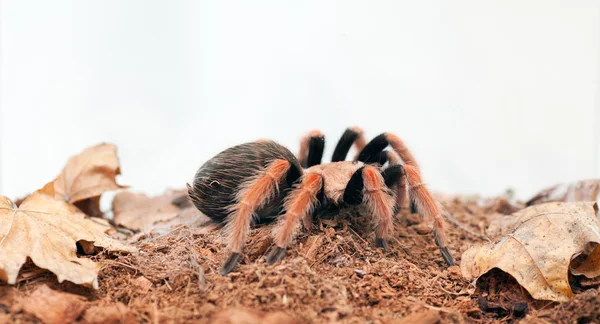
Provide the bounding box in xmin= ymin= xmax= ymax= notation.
xmin=188 ymin=127 xmax=454 ymax=275
xmin=189 ymin=141 xmax=301 ymax=222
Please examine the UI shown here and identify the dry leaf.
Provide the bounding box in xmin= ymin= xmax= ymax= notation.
xmin=132 ymin=276 xmax=153 ymax=293
xmin=53 ymin=143 xmax=125 ymax=206
xmin=392 ymin=309 xmax=440 ymax=324
xmin=83 ymin=302 xmax=136 ymax=324
xmin=112 ymin=189 xmax=189 ymax=231
xmin=461 ymin=201 xmax=600 ymax=302
xmin=19 ymin=285 xmax=87 ymax=324
xmin=212 ymin=308 xmax=299 ymax=324
xmin=302 ymin=235 xmax=325 ymax=264
xmin=526 ymin=179 xmax=600 ymax=206
xmin=486 ymin=213 xmax=518 ymax=238
xmin=0 ymin=182 xmax=136 ymax=289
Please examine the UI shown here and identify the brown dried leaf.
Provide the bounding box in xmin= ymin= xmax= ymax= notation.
xmin=526 ymin=179 xmax=600 ymax=206
xmin=302 ymin=235 xmax=324 ymax=264
xmin=0 ymin=182 xmax=136 ymax=288
xmin=83 ymin=302 xmax=136 ymax=324
xmin=112 ymin=189 xmax=188 ymax=231
xmin=212 ymin=308 xmax=299 ymax=324
xmin=53 ymin=143 xmax=125 ymax=205
xmin=131 ymin=276 xmax=153 ymax=293
xmin=19 ymin=285 xmax=87 ymax=324
xmin=461 ymin=202 xmax=600 ymax=302
xmin=392 ymin=309 xmax=440 ymax=324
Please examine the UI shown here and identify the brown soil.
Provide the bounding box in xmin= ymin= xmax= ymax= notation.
xmin=1 ymin=194 xmax=599 ymax=323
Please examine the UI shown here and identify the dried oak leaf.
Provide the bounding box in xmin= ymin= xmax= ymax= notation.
xmin=0 ymin=183 xmax=136 ymax=289
xmin=83 ymin=302 xmax=136 ymax=324
xmin=112 ymin=189 xmax=189 ymax=231
xmin=18 ymin=285 xmax=87 ymax=324
xmin=461 ymin=201 xmax=600 ymax=302
xmin=53 ymin=143 xmax=125 ymax=206
xmin=526 ymin=179 xmax=600 ymax=206
xmin=212 ymin=308 xmax=300 ymax=324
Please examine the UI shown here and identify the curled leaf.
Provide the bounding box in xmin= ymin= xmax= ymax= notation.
xmin=526 ymin=179 xmax=600 ymax=206
xmin=18 ymin=285 xmax=87 ymax=324
xmin=112 ymin=189 xmax=188 ymax=231
xmin=461 ymin=202 xmax=600 ymax=302
xmin=0 ymin=183 xmax=136 ymax=289
xmin=53 ymin=143 xmax=125 ymax=205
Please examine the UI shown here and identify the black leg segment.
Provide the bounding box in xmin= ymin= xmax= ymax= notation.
xmin=381 ymin=164 xmax=405 ymax=188
xmin=410 ymin=201 xmax=418 ymax=214
xmin=378 ymin=150 xmax=391 ymax=165
xmin=220 ymin=252 xmax=243 ymax=275
xmin=343 ymin=167 xmax=365 ymax=205
xmin=304 ymin=135 xmax=325 ymax=168
xmin=285 ymin=162 xmax=303 ymax=187
xmin=266 ymin=246 xmax=287 ymax=265
xmin=435 ymin=234 xmax=455 ymax=266
xmin=375 ymin=238 xmax=388 ymax=252
xmin=357 ymin=133 xmax=389 ymax=164
xmin=332 ymin=128 xmax=361 ymax=162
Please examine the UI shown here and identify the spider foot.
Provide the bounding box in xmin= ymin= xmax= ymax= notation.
xmin=375 ymin=238 xmax=388 ymax=252
xmin=220 ymin=252 xmax=242 ymax=275
xmin=266 ymin=246 xmax=287 ymax=265
xmin=440 ymin=246 xmax=455 ymax=266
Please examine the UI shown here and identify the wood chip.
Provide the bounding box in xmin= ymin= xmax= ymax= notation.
xmin=19 ymin=285 xmax=86 ymax=324
xmin=392 ymin=309 xmax=440 ymax=324
xmin=302 ymin=235 xmax=324 ymax=263
xmin=132 ymin=276 xmax=153 ymax=293
xmin=83 ymin=302 xmax=136 ymax=324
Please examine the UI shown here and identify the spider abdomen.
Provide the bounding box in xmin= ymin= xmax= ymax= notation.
xmin=189 ymin=141 xmax=302 ymax=222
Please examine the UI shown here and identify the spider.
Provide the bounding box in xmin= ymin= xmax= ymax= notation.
xmin=188 ymin=127 xmax=455 ymax=275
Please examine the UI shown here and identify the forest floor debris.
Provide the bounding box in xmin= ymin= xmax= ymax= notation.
xmin=2 ymin=191 xmax=600 ymax=323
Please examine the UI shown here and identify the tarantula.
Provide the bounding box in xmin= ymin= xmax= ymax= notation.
xmin=188 ymin=127 xmax=454 ymax=275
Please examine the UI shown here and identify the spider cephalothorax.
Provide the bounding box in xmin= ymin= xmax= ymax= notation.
xmin=188 ymin=127 xmax=454 ymax=275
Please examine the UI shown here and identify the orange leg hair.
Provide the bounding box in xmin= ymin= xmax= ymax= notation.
xmin=297 ymin=129 xmax=324 ymax=167
xmin=364 ymin=132 xmax=454 ymax=265
xmin=383 ymin=133 xmax=420 ymax=170
xmin=384 ymin=151 xmax=401 ymax=165
xmin=382 ymin=151 xmax=408 ymax=210
xmin=383 ymin=133 xmax=420 ymax=212
xmin=221 ymin=159 xmax=291 ymax=275
xmin=266 ymin=173 xmax=323 ymax=264
xmin=350 ymin=126 xmax=367 ymax=158
xmin=361 ymin=166 xmax=397 ymax=247
xmin=404 ymin=164 xmax=454 ymax=265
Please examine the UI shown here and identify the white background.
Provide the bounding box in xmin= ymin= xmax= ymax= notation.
xmin=1 ymin=1 xmax=599 ymax=202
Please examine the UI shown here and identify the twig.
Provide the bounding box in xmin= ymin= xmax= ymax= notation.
xmin=348 ymin=227 xmax=368 ymax=245
xmin=442 ymin=210 xmax=490 ymax=242
xmin=104 ymin=260 xmax=139 ymax=272
xmin=164 ymin=279 xmax=173 ymax=291
xmin=439 ymin=283 xmax=470 ymax=296
xmin=406 ymin=296 xmax=457 ymax=314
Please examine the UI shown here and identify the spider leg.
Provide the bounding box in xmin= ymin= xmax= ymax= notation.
xmin=381 ymin=164 xmax=408 ymax=212
xmin=344 ymin=165 xmax=396 ymax=251
xmin=371 ymin=150 xmax=411 ymax=210
xmin=404 ymin=164 xmax=454 ymax=266
xmin=379 ymin=150 xmax=400 ymax=165
xmin=357 ymin=133 xmax=419 ymax=170
xmin=358 ymin=134 xmax=419 ymax=212
xmin=266 ymin=173 xmax=323 ymax=264
xmin=221 ymin=159 xmax=296 ymax=275
xmin=298 ymin=130 xmax=325 ymax=168
xmin=332 ymin=126 xmax=366 ymax=162
xmin=357 ymin=133 xmax=454 ymax=266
